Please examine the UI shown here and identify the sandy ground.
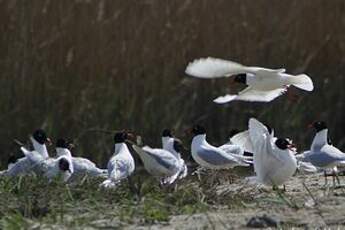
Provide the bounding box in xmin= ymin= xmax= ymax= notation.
xmin=118 ymin=172 xmax=345 ymax=229
xmin=24 ymin=171 xmax=345 ymax=229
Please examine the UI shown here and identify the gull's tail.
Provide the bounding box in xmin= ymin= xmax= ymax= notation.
xmin=286 ymin=74 xmax=314 ymax=91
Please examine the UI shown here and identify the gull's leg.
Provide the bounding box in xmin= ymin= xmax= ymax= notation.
xmin=324 ymin=170 xmax=328 ymax=186
xmin=333 ymin=167 xmax=341 ymax=185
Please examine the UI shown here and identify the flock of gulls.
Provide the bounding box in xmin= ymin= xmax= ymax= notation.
xmin=1 ymin=58 xmax=344 ymax=190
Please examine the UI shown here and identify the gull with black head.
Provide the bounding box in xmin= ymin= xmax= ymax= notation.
xmin=190 ymin=125 xmax=252 ymax=170
xmin=185 ymin=57 xmax=314 ymax=103
xmin=100 ymin=131 xmax=135 ymax=188
xmin=299 ymin=121 xmax=345 ymax=186
xmin=132 ymin=131 xmax=181 ymax=185
xmin=248 ymin=118 xmax=297 ymax=189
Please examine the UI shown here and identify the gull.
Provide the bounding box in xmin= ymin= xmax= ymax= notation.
xmin=161 ymin=129 xmax=188 ymax=182
xmin=185 ymin=57 xmax=314 ymax=103
xmin=299 ymin=121 xmax=345 ymax=185
xmin=55 ymin=139 xmax=107 ymax=181
xmin=190 ymin=125 xmax=252 ymax=170
xmin=2 ymin=129 xmax=52 ymax=177
xmin=100 ymin=131 xmax=135 ymax=189
xmin=20 ymin=138 xmax=74 ymax=182
xmin=248 ymin=118 xmax=297 ymax=188
xmin=132 ymin=133 xmax=180 ymax=185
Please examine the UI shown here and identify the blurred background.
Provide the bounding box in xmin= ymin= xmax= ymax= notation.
xmin=0 ymin=0 xmax=344 ymax=167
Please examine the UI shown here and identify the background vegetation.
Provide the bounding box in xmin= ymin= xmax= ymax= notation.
xmin=1 ymin=0 xmax=344 ymax=167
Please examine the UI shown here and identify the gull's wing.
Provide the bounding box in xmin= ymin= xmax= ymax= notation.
xmin=197 ymin=146 xmax=249 ymax=167
xmin=229 ymin=130 xmax=254 ymax=153
xmin=140 ymin=146 xmax=179 ymax=170
xmin=320 ymin=145 xmax=345 ymax=159
xmin=185 ymin=57 xmax=285 ymax=79
xmin=214 ymin=87 xmax=287 ymax=104
xmin=249 ymin=118 xmax=278 ymax=176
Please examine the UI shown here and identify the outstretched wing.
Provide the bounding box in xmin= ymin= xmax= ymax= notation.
xmin=185 ymin=57 xmax=285 ymax=79
xmin=214 ymin=87 xmax=287 ymax=103
xmin=229 ymin=130 xmax=255 ymax=154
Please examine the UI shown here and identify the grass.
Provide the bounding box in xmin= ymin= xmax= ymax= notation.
xmin=2 ymin=169 xmax=345 ymax=228
xmin=0 ymin=173 xmax=212 ymax=228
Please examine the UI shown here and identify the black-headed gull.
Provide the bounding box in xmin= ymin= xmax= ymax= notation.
xmin=100 ymin=131 xmax=135 ymax=188
xmin=185 ymin=57 xmax=314 ymax=103
xmin=190 ymin=125 xmax=252 ymax=169
xmin=161 ymin=129 xmax=188 ymax=181
xmin=2 ymin=129 xmax=52 ymax=177
xmin=248 ymin=118 xmax=297 ymax=188
xmin=55 ymin=139 xmax=107 ymax=181
xmin=20 ymin=138 xmax=74 ymax=181
xmin=299 ymin=121 xmax=345 ymax=185
xmin=132 ymin=134 xmax=180 ymax=185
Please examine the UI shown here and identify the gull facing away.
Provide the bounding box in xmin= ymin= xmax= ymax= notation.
xmin=55 ymin=140 xmax=107 ymax=181
xmin=161 ymin=129 xmax=188 ymax=182
xmin=20 ymin=138 xmax=74 ymax=182
xmin=190 ymin=125 xmax=252 ymax=170
xmin=1 ymin=129 xmax=52 ymax=177
xmin=132 ymin=134 xmax=180 ymax=185
xmin=248 ymin=118 xmax=297 ymax=188
xmin=298 ymin=121 xmax=345 ymax=185
xmin=185 ymin=57 xmax=314 ymax=103
xmin=100 ymin=132 xmax=135 ymax=189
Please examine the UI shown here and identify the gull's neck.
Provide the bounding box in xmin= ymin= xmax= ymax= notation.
xmin=311 ymin=129 xmax=328 ymax=151
xmin=162 ymin=136 xmax=179 ymax=157
xmin=56 ymin=147 xmax=72 ymax=158
xmin=162 ymin=137 xmax=170 ymax=150
xmin=192 ymin=134 xmax=207 ymax=146
xmin=31 ymin=137 xmax=49 ymax=158
xmin=114 ymin=143 xmax=129 ymax=155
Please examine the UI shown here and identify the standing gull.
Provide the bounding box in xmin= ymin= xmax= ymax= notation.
xmin=161 ymin=129 xmax=188 ymax=181
xmin=248 ymin=118 xmax=297 ymax=188
xmin=299 ymin=121 xmax=345 ymax=185
xmin=190 ymin=125 xmax=251 ymax=170
xmin=132 ymin=132 xmax=180 ymax=185
xmin=100 ymin=131 xmax=135 ymax=189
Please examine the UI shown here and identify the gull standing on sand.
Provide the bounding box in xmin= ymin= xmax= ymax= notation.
xmin=248 ymin=118 xmax=297 ymax=188
xmin=100 ymin=132 xmax=135 ymax=188
xmin=185 ymin=57 xmax=314 ymax=103
xmin=298 ymin=121 xmax=345 ymax=185
xmin=190 ymin=125 xmax=252 ymax=169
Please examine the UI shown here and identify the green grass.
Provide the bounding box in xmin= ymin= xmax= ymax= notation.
xmin=0 ymin=174 xmax=212 ymax=228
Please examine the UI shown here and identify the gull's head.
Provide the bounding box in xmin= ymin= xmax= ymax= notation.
xmin=191 ymin=125 xmax=206 ymax=137
xmin=162 ymin=129 xmax=173 ymax=138
xmin=58 ymin=158 xmax=72 ymax=173
xmin=310 ymin=121 xmax=327 ymax=132
xmin=114 ymin=131 xmax=135 ymax=144
xmin=33 ymin=129 xmax=52 ymax=146
xmin=56 ymin=138 xmax=74 ymax=150
xmin=275 ymin=138 xmax=295 ymax=151
xmin=233 ymin=73 xmax=247 ymax=84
